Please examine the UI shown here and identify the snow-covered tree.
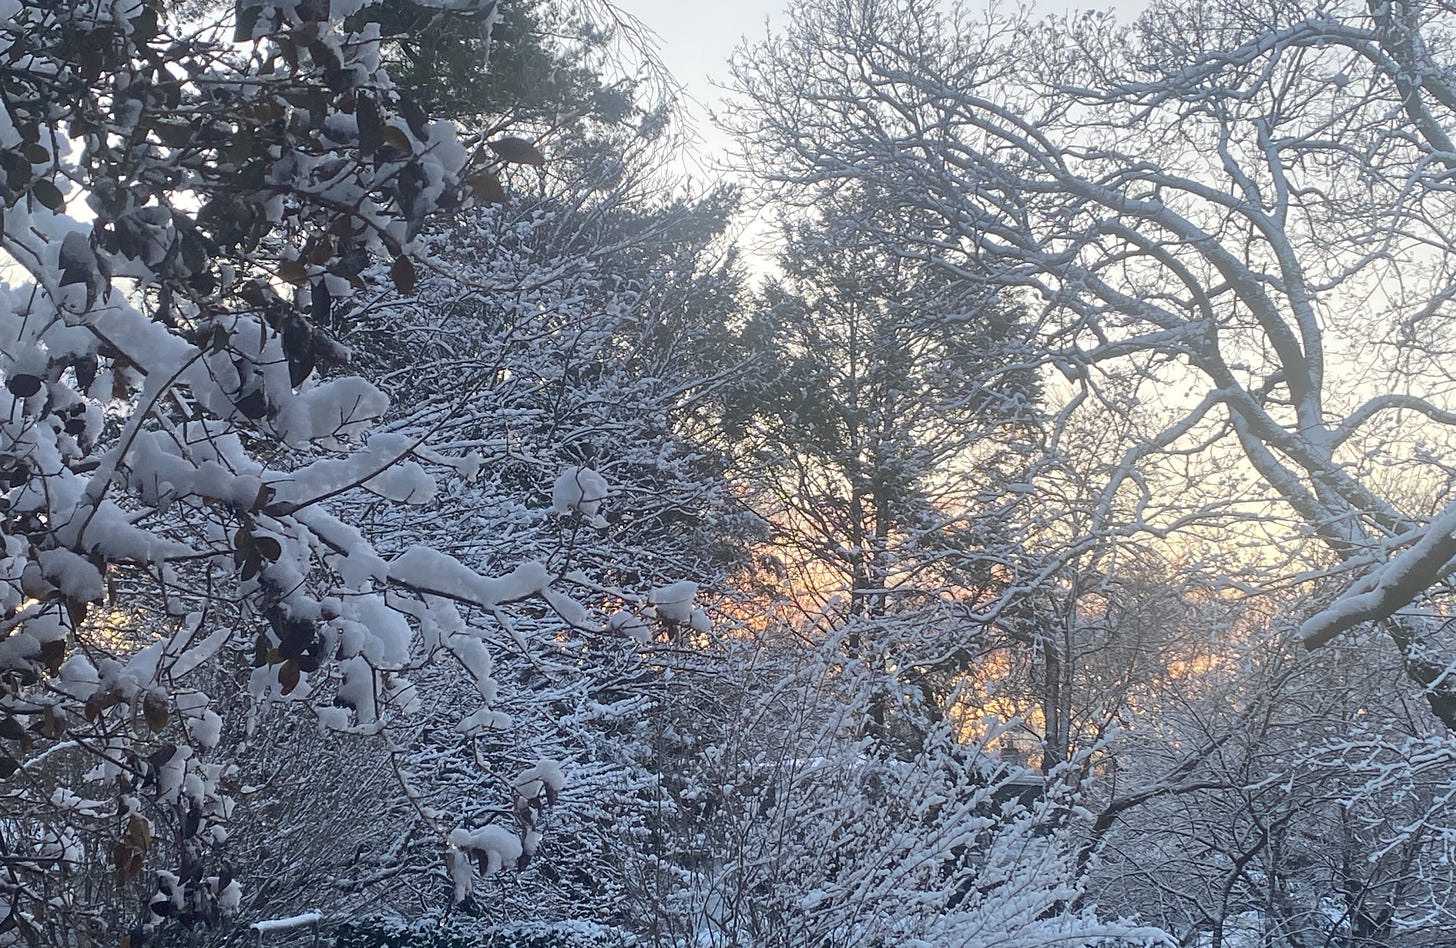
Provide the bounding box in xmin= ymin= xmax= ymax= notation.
xmin=721 ymin=190 xmax=1048 ymax=761
xmin=725 ymin=0 xmax=1456 ymax=730
xmin=173 ymin=56 xmax=759 ymax=937
xmin=0 ymin=0 xmax=598 ymax=940
xmin=347 ymin=184 xmax=750 ymax=937
xmin=719 ymin=0 xmax=1456 ymax=940
xmin=1084 ymin=601 xmax=1456 ymax=945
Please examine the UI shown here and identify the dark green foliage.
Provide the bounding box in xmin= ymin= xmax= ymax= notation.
xmin=356 ymin=0 xmax=638 ymax=127
xmin=730 ymin=191 xmax=1043 ymax=610
xmin=333 ymin=918 xmax=638 ymax=948
xmin=333 ymin=919 xmax=476 ymax=948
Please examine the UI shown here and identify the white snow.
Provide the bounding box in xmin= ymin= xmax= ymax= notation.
xmin=36 ymin=549 xmax=103 ymax=601
xmin=649 ymin=580 xmax=698 ymax=624
xmin=455 ymin=705 xmax=511 ymax=735
xmin=607 ymin=608 xmax=651 ymax=643
xmin=449 ymin=824 xmax=523 ymax=876
xmin=388 ymin=547 xmax=550 ymax=607
xmin=514 ymin=758 xmax=565 ymax=800
xmin=551 ymin=465 xmax=609 ymax=528
xmin=251 ymin=912 xmax=322 ymax=933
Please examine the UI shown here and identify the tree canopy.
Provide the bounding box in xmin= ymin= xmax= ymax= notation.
xmin=10 ymin=0 xmax=1456 ymax=944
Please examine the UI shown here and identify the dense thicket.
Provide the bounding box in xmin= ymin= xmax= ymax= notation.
xmin=10 ymin=0 xmax=1456 ymax=946
xmin=0 ymin=0 xmax=620 ymax=942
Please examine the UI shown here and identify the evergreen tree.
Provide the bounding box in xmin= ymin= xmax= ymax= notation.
xmin=729 ymin=193 xmax=1042 ymax=745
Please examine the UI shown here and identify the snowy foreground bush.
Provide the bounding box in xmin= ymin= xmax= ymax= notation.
xmin=0 ymin=0 xmax=598 ymax=938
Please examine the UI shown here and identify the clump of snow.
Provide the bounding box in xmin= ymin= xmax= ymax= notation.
xmin=607 ymin=609 xmax=651 ymax=643
xmin=55 ymin=654 xmax=99 ymax=701
xmin=215 ymin=878 xmax=242 ymax=913
xmin=250 ymin=912 xmax=322 ymax=933
xmin=153 ymin=744 xmax=192 ymax=805
xmin=551 ymin=466 xmax=609 ymax=528
xmin=450 ymin=824 xmax=524 ymax=875
xmin=447 ymin=634 xmax=498 ymax=702
xmin=514 ymin=758 xmax=565 ymax=803
xmin=447 ymin=821 xmax=528 ymax=903
xmin=642 ymin=582 xmax=712 ymax=632
xmin=176 ymin=690 xmax=222 ymax=750
xmin=272 ymin=433 xmax=435 ymax=506
xmin=166 ymin=625 xmax=233 ymax=680
xmin=448 ymin=848 xmax=473 ymax=904
xmin=388 ymin=547 xmax=549 ymax=607
xmin=336 ymin=657 xmax=378 ymax=724
xmin=36 ymin=549 xmax=103 ymax=601
xmin=276 ymin=376 xmax=388 ymax=447
xmin=339 ymin=595 xmax=412 ymax=668
xmin=455 ymin=705 xmax=511 ymax=735
xmin=542 ymin=587 xmax=590 ymax=628
xmin=647 ymin=580 xmax=696 ymax=622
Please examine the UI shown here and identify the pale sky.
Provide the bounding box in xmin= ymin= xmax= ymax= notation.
xmin=612 ymin=0 xmax=1151 ymax=110
xmin=609 ymin=0 xmax=1151 ymax=258
xmin=612 ymin=0 xmax=785 ymax=107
